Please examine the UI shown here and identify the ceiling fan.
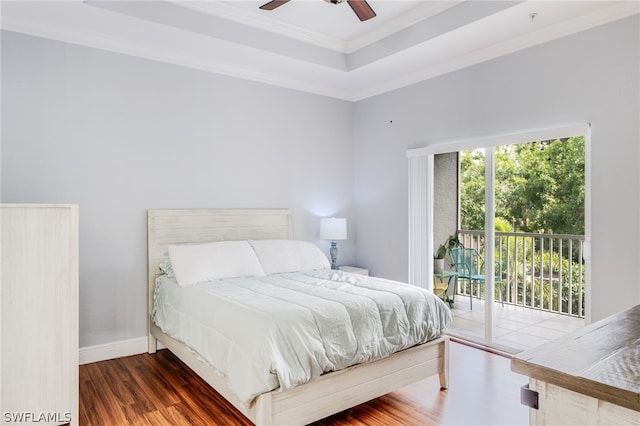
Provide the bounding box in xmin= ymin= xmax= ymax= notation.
xmin=259 ymin=0 xmax=376 ymax=22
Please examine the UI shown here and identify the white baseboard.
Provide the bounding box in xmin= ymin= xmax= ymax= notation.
xmin=79 ymin=337 xmax=165 ymax=365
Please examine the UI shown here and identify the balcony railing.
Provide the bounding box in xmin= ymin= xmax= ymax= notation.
xmin=455 ymin=230 xmax=586 ymax=318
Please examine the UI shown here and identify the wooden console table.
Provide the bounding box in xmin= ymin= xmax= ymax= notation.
xmin=511 ymin=304 xmax=640 ymax=425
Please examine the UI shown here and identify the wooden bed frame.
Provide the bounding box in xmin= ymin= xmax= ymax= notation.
xmin=147 ymin=208 xmax=449 ymax=426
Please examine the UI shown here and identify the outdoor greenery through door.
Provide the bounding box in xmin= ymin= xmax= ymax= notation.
xmin=456 ymin=136 xmax=586 ymax=318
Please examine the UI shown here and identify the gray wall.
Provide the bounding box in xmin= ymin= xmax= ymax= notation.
xmin=1 ymin=31 xmax=356 ymax=347
xmin=2 ymin=15 xmax=639 ymax=349
xmin=353 ymin=16 xmax=640 ymax=322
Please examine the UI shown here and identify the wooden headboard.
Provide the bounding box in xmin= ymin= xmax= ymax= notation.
xmin=147 ymin=208 xmax=292 ymax=317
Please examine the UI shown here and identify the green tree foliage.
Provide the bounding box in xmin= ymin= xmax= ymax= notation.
xmin=458 ymin=138 xmax=585 ymax=315
xmin=460 ymin=137 xmax=585 ymax=235
xmin=460 ymin=150 xmax=485 ymax=231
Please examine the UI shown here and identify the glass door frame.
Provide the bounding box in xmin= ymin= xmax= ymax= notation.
xmin=407 ymin=123 xmax=592 ymax=348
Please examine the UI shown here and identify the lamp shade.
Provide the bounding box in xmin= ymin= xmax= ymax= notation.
xmin=319 ymin=217 xmax=347 ymax=241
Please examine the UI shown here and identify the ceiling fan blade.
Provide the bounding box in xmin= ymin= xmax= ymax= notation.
xmin=259 ymin=0 xmax=290 ymax=11
xmin=347 ymin=0 xmax=376 ymax=21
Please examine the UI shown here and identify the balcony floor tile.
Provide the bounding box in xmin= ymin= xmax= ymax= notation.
xmin=445 ymin=295 xmax=585 ymax=353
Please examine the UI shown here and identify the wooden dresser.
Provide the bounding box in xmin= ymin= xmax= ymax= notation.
xmin=1 ymin=204 xmax=79 ymax=425
xmin=511 ymin=304 xmax=640 ymax=425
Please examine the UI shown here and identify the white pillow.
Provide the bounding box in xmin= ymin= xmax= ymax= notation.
xmin=249 ymin=240 xmax=330 ymax=275
xmin=168 ymin=240 xmax=265 ymax=287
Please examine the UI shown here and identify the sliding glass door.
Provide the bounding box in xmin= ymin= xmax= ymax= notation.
xmin=408 ymin=124 xmax=590 ymax=353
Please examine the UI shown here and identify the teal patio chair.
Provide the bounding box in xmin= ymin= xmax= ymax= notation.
xmin=450 ymin=247 xmax=504 ymax=310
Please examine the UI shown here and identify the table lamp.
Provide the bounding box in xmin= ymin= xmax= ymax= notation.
xmin=319 ymin=217 xmax=347 ymax=270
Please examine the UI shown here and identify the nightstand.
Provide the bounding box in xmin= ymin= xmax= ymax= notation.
xmin=339 ymin=266 xmax=369 ymax=276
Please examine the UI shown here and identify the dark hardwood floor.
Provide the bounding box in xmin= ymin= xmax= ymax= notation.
xmin=79 ymin=341 xmax=528 ymax=425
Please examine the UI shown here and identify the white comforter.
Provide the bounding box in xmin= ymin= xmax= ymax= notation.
xmin=153 ymin=269 xmax=451 ymax=405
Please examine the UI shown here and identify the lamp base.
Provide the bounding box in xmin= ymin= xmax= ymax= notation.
xmin=329 ymin=241 xmax=338 ymax=270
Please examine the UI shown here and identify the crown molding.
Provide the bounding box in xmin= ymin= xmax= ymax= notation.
xmin=1 ymin=13 xmax=355 ymax=100
xmin=345 ymin=1 xmax=462 ymax=53
xmin=181 ymin=1 xmax=349 ymax=52
xmin=181 ymin=0 xmax=463 ymax=54
xmin=350 ymin=1 xmax=640 ymax=101
xmin=2 ymin=1 xmax=638 ymax=103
